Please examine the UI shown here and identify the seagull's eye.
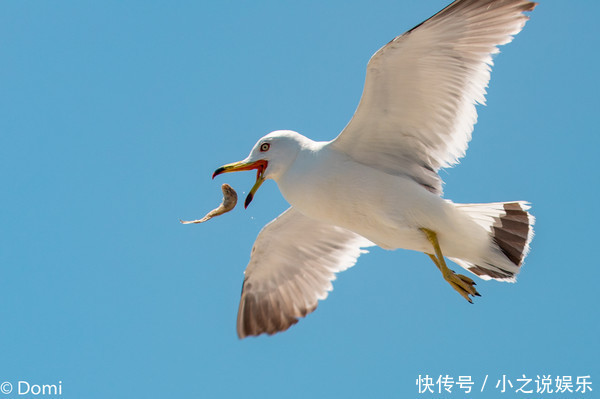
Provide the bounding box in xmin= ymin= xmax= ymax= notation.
xmin=260 ymin=143 xmax=270 ymax=152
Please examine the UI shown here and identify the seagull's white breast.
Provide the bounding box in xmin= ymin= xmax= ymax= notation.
xmin=276 ymin=144 xmax=452 ymax=252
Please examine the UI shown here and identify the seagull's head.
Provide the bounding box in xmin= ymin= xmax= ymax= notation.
xmin=213 ymin=130 xmax=305 ymax=208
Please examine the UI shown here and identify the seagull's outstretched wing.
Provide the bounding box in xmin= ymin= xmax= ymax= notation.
xmin=237 ymin=207 xmax=373 ymax=338
xmin=331 ymin=0 xmax=536 ymax=195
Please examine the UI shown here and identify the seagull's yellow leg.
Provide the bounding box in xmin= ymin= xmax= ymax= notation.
xmin=426 ymin=253 xmax=442 ymax=272
xmin=427 ymin=251 xmax=476 ymax=287
xmin=421 ymin=228 xmax=480 ymax=303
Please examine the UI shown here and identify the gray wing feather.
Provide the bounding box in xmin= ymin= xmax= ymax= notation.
xmin=331 ymin=0 xmax=536 ymax=195
xmin=237 ymin=207 xmax=373 ymax=338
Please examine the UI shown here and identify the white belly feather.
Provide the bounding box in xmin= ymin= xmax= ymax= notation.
xmin=276 ymin=146 xmax=488 ymax=259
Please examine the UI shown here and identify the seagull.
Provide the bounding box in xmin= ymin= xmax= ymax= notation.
xmin=213 ymin=0 xmax=536 ymax=338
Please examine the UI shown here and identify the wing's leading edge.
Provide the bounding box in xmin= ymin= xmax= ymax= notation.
xmin=237 ymin=207 xmax=373 ymax=338
xmin=331 ymin=0 xmax=536 ymax=195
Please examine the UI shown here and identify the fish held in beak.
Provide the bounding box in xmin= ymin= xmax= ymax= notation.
xmin=213 ymin=159 xmax=268 ymax=208
xmin=180 ymin=183 xmax=238 ymax=224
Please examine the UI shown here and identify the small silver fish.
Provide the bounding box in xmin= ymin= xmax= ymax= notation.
xmin=180 ymin=183 xmax=238 ymax=224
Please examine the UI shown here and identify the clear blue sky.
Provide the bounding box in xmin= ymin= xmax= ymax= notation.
xmin=1 ymin=1 xmax=598 ymax=398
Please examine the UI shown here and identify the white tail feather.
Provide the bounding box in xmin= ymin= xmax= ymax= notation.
xmin=452 ymin=202 xmax=535 ymax=281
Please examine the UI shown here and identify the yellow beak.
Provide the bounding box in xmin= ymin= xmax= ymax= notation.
xmin=213 ymin=160 xmax=268 ymax=208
